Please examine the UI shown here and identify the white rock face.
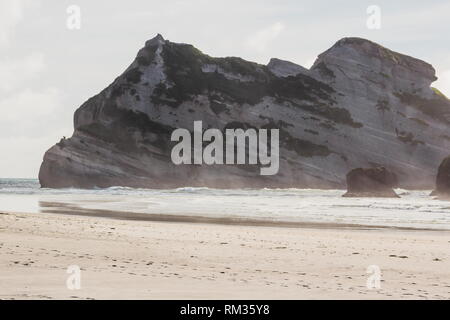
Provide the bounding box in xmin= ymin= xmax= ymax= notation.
xmin=267 ymin=58 xmax=309 ymax=77
xmin=39 ymin=36 xmax=450 ymax=189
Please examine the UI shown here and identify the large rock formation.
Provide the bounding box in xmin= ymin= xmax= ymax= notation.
xmin=431 ymin=156 xmax=450 ymax=198
xmin=39 ymin=35 xmax=450 ymax=189
xmin=343 ymin=167 xmax=399 ymax=198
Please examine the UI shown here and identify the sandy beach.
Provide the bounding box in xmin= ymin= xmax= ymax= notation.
xmin=1 ymin=210 xmax=450 ymax=300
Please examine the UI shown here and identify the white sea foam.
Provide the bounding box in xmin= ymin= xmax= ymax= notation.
xmin=1 ymin=179 xmax=449 ymax=230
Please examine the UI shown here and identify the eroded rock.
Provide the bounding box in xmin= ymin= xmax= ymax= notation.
xmin=343 ymin=167 xmax=399 ymax=198
xmin=39 ymin=35 xmax=450 ymax=189
xmin=431 ymin=156 xmax=450 ymax=199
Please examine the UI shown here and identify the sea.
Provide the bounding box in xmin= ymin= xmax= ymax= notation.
xmin=1 ymin=178 xmax=450 ymax=230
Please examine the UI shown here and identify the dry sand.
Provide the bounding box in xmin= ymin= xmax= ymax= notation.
xmin=0 ymin=211 xmax=450 ymax=300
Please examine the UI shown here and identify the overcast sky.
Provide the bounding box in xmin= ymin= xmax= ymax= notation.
xmin=1 ymin=0 xmax=449 ymax=178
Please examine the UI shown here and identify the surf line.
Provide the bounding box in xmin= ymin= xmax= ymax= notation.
xmin=170 ymin=121 xmax=279 ymax=175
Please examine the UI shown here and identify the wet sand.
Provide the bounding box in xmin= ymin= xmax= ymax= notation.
xmin=1 ymin=210 xmax=450 ymax=299
xmin=38 ymin=200 xmax=448 ymax=232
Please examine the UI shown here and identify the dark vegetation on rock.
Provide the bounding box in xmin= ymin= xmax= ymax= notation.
xmin=395 ymin=130 xmax=425 ymax=146
xmin=395 ymin=92 xmax=450 ymax=124
xmin=150 ymin=42 xmax=361 ymax=128
xmin=77 ymin=100 xmax=175 ymax=154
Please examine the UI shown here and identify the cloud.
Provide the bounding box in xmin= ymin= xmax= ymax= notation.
xmin=304 ymin=57 xmax=317 ymax=69
xmin=0 ymin=48 xmax=67 ymax=178
xmin=0 ymin=134 xmax=66 ymax=179
xmin=0 ymin=53 xmax=45 ymax=93
xmin=245 ymin=22 xmax=285 ymax=53
xmin=0 ymin=87 xmax=62 ymax=138
xmin=0 ymin=86 xmax=66 ymax=178
xmin=0 ymin=0 xmax=67 ymax=178
xmin=0 ymin=0 xmax=24 ymax=47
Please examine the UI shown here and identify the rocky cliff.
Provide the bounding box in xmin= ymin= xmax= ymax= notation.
xmin=39 ymin=35 xmax=450 ymax=189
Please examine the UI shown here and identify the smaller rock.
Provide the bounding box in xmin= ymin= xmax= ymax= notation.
xmin=343 ymin=167 xmax=399 ymax=198
xmin=431 ymin=156 xmax=450 ymax=199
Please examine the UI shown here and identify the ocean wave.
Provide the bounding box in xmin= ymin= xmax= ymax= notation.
xmin=1 ymin=178 xmax=450 ymax=230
